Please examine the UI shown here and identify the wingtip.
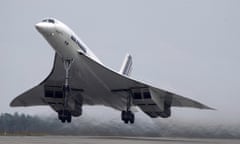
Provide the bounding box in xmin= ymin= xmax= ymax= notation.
xmin=9 ymin=98 xmax=21 ymax=107
xmin=209 ymin=107 xmax=217 ymax=110
xmin=203 ymin=105 xmax=216 ymax=110
xmin=9 ymin=100 xmax=16 ymax=107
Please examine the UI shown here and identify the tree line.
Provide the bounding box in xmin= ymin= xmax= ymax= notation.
xmin=0 ymin=112 xmax=240 ymax=138
xmin=0 ymin=113 xmax=61 ymax=135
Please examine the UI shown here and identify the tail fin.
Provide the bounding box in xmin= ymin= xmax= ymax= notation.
xmin=119 ymin=53 xmax=133 ymax=76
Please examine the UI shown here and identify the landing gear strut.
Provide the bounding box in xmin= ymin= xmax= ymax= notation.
xmin=121 ymin=91 xmax=135 ymax=124
xmin=58 ymin=59 xmax=74 ymax=123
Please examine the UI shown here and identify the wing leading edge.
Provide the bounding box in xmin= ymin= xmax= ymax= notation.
xmin=10 ymin=54 xmax=61 ymax=107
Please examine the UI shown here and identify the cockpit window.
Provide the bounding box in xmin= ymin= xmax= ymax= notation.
xmin=42 ymin=19 xmax=55 ymax=23
xmin=48 ymin=19 xmax=55 ymax=23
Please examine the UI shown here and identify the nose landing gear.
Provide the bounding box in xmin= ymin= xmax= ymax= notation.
xmin=58 ymin=59 xmax=74 ymax=123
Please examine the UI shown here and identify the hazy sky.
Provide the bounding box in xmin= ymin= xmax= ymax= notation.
xmin=0 ymin=0 xmax=240 ymax=124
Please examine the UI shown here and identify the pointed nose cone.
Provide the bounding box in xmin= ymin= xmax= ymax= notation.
xmin=35 ymin=23 xmax=45 ymax=33
xmin=35 ymin=22 xmax=55 ymax=35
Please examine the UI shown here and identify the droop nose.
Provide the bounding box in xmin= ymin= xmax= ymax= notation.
xmin=35 ymin=23 xmax=45 ymax=33
xmin=35 ymin=22 xmax=55 ymax=34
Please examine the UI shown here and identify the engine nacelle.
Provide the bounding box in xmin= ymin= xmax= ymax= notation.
xmin=158 ymin=102 xmax=171 ymax=118
xmin=67 ymin=96 xmax=83 ymax=117
xmin=131 ymin=87 xmax=172 ymax=118
xmin=44 ymin=85 xmax=83 ymax=117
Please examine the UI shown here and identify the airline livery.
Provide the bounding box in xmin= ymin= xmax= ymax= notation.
xmin=10 ymin=18 xmax=213 ymax=123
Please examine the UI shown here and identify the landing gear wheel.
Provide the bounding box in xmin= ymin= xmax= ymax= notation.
xmin=121 ymin=110 xmax=135 ymax=124
xmin=124 ymin=119 xmax=128 ymax=124
xmin=58 ymin=110 xmax=72 ymax=123
xmin=61 ymin=118 xmax=66 ymax=123
xmin=66 ymin=114 xmax=72 ymax=123
xmin=121 ymin=111 xmax=126 ymax=121
xmin=129 ymin=112 xmax=135 ymax=124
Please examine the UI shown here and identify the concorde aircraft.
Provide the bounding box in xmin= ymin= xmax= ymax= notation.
xmin=10 ymin=18 xmax=213 ymax=124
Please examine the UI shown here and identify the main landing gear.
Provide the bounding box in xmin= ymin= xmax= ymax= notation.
xmin=121 ymin=91 xmax=135 ymax=124
xmin=58 ymin=59 xmax=74 ymax=123
xmin=58 ymin=110 xmax=71 ymax=123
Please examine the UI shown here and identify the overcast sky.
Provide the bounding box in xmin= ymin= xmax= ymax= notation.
xmin=0 ymin=0 xmax=240 ymax=124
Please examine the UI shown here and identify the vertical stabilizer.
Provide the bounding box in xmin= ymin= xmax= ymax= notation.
xmin=119 ymin=53 xmax=133 ymax=76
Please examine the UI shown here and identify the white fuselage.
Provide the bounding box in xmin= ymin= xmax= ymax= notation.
xmin=35 ymin=18 xmax=101 ymax=64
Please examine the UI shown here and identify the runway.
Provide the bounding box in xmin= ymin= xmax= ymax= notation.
xmin=0 ymin=136 xmax=239 ymax=144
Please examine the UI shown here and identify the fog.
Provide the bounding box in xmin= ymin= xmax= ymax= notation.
xmin=61 ymin=106 xmax=240 ymax=138
xmin=2 ymin=107 xmax=240 ymax=138
xmin=8 ymin=106 xmax=239 ymax=137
